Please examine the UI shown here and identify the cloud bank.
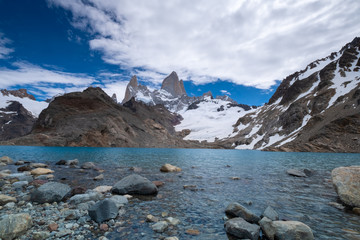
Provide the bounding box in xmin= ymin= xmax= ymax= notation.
xmin=48 ymin=0 xmax=360 ymax=89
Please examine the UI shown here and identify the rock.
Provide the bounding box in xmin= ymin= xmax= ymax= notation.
xmin=31 ymin=182 xmax=71 ymax=203
xmin=81 ymin=162 xmax=97 ymax=169
xmin=77 ymin=201 xmax=95 ymax=211
xmin=17 ymin=165 xmax=32 ymax=172
xmin=185 ymin=229 xmax=200 ymax=235
xmin=224 ymin=217 xmax=260 ymax=240
xmin=0 ymin=156 xmax=13 ymax=164
xmin=70 ymin=186 xmax=87 ymax=196
xmin=48 ymin=222 xmax=58 ymax=232
xmin=61 ymin=209 xmax=81 ymax=220
xmin=230 ymin=177 xmax=241 ymax=180
xmin=14 ymin=160 xmax=24 ymax=165
xmin=4 ymin=202 xmax=15 ymax=209
xmin=328 ymin=202 xmax=345 ymax=210
xmin=55 ymin=229 xmax=72 ymax=238
xmin=160 ymin=163 xmax=181 ymax=172
xmin=129 ymin=167 xmax=142 ymax=172
xmin=94 ymin=174 xmax=104 ymax=180
xmin=29 ymin=163 xmax=48 ymax=168
xmin=56 ymin=159 xmax=79 ymax=166
xmin=151 ymin=221 xmax=168 ymax=233
xmin=287 ymin=169 xmax=307 ymax=177
xmin=262 ymin=206 xmax=279 ymax=221
xmin=69 ymin=190 xmax=103 ymax=205
xmin=353 ymin=207 xmax=360 ymax=215
xmin=30 ymin=168 xmax=54 ymax=176
xmin=146 ymin=214 xmax=159 ymax=222
xmin=153 ymin=181 xmax=165 ymax=187
xmin=0 ymin=213 xmax=32 ymax=240
xmin=111 ymin=174 xmax=158 ymax=195
xmin=100 ymin=223 xmax=109 ymax=231
xmin=166 ymin=217 xmax=180 ymax=225
xmin=259 ymin=217 xmax=314 ymax=240
xmin=32 ymin=231 xmax=50 ymax=240
xmin=332 ymin=166 xmax=360 ymax=207
xmin=165 ymin=237 xmax=179 ymax=240
xmin=0 ymin=194 xmax=17 ymax=205
xmin=5 ymin=173 xmax=33 ymax=182
xmin=88 ymin=199 xmax=118 ymax=223
xmin=93 ymin=185 xmax=112 ymax=194
xmin=109 ymin=195 xmax=128 ymax=208
xmin=225 ymin=202 xmax=260 ymax=223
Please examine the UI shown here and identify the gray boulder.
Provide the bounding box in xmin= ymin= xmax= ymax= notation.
xmin=287 ymin=169 xmax=307 ymax=177
xmin=88 ymin=199 xmax=118 ymax=223
xmin=259 ymin=217 xmax=314 ymax=240
xmin=81 ymin=162 xmax=97 ymax=169
xmin=225 ymin=202 xmax=260 ymax=223
xmin=332 ymin=166 xmax=360 ymax=207
xmin=12 ymin=181 xmax=28 ymax=190
xmin=152 ymin=221 xmax=169 ymax=233
xmin=112 ymin=174 xmax=158 ymax=195
xmin=69 ymin=190 xmax=103 ymax=205
xmin=224 ymin=217 xmax=260 ymax=240
xmin=0 ymin=213 xmax=32 ymax=240
xmin=261 ymin=206 xmax=279 ymax=221
xmin=109 ymin=195 xmax=128 ymax=208
xmin=31 ymin=182 xmax=71 ymax=203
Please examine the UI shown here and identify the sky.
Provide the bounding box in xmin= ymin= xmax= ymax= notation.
xmin=0 ymin=0 xmax=359 ymax=105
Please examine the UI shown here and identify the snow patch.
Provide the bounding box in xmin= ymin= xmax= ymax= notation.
xmin=0 ymin=94 xmax=48 ymax=117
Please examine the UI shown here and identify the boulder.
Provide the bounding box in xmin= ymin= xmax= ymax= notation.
xmin=88 ymin=199 xmax=118 ymax=223
xmin=160 ymin=163 xmax=181 ymax=172
xmin=166 ymin=217 xmax=180 ymax=225
xmin=112 ymin=174 xmax=158 ymax=195
xmin=261 ymin=206 xmax=279 ymax=221
xmin=12 ymin=181 xmax=28 ymax=189
xmin=5 ymin=173 xmax=33 ymax=182
xmin=29 ymin=163 xmax=48 ymax=168
xmin=81 ymin=162 xmax=97 ymax=169
xmin=151 ymin=221 xmax=168 ymax=233
xmin=56 ymin=159 xmax=79 ymax=166
xmin=332 ymin=166 xmax=360 ymax=207
xmin=0 ymin=194 xmax=17 ymax=206
xmin=31 ymin=182 xmax=71 ymax=203
xmin=94 ymin=174 xmax=104 ymax=180
xmin=225 ymin=202 xmax=260 ymax=223
xmin=287 ymin=169 xmax=307 ymax=177
xmin=17 ymin=165 xmax=32 ymax=172
xmin=109 ymin=195 xmax=128 ymax=208
xmin=69 ymin=190 xmax=103 ymax=205
xmin=259 ymin=217 xmax=314 ymax=240
xmin=0 ymin=213 xmax=32 ymax=240
xmin=30 ymin=168 xmax=54 ymax=176
xmin=0 ymin=156 xmax=13 ymax=164
xmin=93 ymin=185 xmax=112 ymax=194
xmin=14 ymin=160 xmax=24 ymax=165
xmin=224 ymin=217 xmax=260 ymax=240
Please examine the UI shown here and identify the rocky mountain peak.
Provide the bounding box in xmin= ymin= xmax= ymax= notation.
xmin=202 ymin=91 xmax=213 ymax=98
xmin=161 ymin=71 xmax=187 ymax=97
xmin=122 ymin=75 xmax=139 ymax=103
xmin=1 ymin=89 xmax=36 ymax=100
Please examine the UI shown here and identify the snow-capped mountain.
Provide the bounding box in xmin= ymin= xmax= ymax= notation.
xmin=221 ymin=37 xmax=360 ymax=152
xmin=0 ymin=89 xmax=48 ymax=140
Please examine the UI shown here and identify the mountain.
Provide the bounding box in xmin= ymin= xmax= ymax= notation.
xmin=220 ymin=37 xmax=360 ymax=152
xmin=0 ymin=89 xmax=48 ymax=140
xmin=3 ymin=87 xmax=215 ymax=148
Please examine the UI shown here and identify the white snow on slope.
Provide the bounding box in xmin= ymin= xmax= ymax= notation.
xmin=0 ymin=94 xmax=48 ymax=117
xmin=176 ymin=97 xmax=255 ymax=142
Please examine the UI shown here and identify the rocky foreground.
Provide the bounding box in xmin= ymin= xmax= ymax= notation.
xmin=1 ymin=155 xmax=359 ymax=239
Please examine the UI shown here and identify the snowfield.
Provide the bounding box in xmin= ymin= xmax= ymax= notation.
xmin=0 ymin=94 xmax=48 ymax=117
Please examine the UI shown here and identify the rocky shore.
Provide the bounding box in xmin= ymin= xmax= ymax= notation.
xmin=0 ymin=155 xmax=359 ymax=239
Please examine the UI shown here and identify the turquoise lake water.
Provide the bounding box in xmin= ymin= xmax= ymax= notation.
xmin=1 ymin=146 xmax=360 ymax=239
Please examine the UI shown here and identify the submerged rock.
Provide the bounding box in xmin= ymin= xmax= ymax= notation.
xmin=31 ymin=182 xmax=71 ymax=203
xmin=0 ymin=156 xmax=13 ymax=164
xmin=225 ymin=202 xmax=260 ymax=223
xmin=0 ymin=213 xmax=32 ymax=240
xmin=262 ymin=206 xmax=279 ymax=221
xmin=88 ymin=199 xmax=118 ymax=223
xmin=81 ymin=162 xmax=97 ymax=169
xmin=151 ymin=221 xmax=168 ymax=233
xmin=332 ymin=166 xmax=360 ymax=207
xmin=111 ymin=174 xmax=158 ymax=195
xmin=160 ymin=163 xmax=182 ymax=172
xmin=287 ymin=169 xmax=307 ymax=177
xmin=224 ymin=217 xmax=260 ymax=240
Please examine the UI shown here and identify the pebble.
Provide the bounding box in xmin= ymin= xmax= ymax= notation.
xmin=186 ymin=229 xmax=200 ymax=235
xmin=100 ymin=223 xmax=109 ymax=231
xmin=48 ymin=222 xmax=59 ymax=232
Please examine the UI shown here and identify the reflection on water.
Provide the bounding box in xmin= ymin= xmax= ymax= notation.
xmin=1 ymin=146 xmax=360 ymax=239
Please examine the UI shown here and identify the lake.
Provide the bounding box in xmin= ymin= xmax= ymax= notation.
xmin=1 ymin=146 xmax=360 ymax=239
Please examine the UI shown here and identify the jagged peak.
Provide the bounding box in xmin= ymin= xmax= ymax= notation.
xmin=1 ymin=88 xmax=36 ymax=100
xmin=202 ymin=91 xmax=213 ymax=99
xmin=161 ymin=71 xmax=187 ymax=97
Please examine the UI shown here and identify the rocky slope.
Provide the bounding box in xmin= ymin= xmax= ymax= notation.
xmin=3 ymin=87 xmax=214 ymax=148
xmin=0 ymin=89 xmax=48 ymax=140
xmin=221 ymin=37 xmax=360 ymax=152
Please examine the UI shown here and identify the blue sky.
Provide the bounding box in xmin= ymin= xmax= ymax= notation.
xmin=0 ymin=0 xmax=359 ymax=105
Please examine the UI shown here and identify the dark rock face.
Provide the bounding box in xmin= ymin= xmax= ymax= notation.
xmin=1 ymin=89 xmax=36 ymax=100
xmin=161 ymin=71 xmax=187 ymax=97
xmin=122 ymin=75 xmax=138 ymax=104
xmin=88 ymin=199 xmax=118 ymax=223
xmin=0 ymin=101 xmax=36 ymax=141
xmin=112 ymin=174 xmax=158 ymax=195
xmin=4 ymin=87 xmax=208 ymax=148
xmin=31 ymin=182 xmax=71 ymax=203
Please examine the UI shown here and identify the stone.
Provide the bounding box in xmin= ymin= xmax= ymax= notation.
xmin=30 ymin=168 xmax=54 ymax=176
xmin=260 ymin=217 xmax=314 ymax=240
xmin=77 ymin=201 xmax=95 ymax=211
xmin=224 ymin=217 xmax=260 ymax=240
xmin=93 ymin=185 xmax=112 ymax=194
xmin=111 ymin=174 xmax=158 ymax=195
xmin=262 ymin=206 xmax=279 ymax=221
xmin=4 ymin=202 xmax=15 ymax=209
xmin=165 ymin=237 xmax=179 ymax=240
xmin=153 ymin=181 xmax=165 ymax=187
xmin=29 ymin=163 xmax=48 ymax=168
xmin=353 ymin=207 xmax=360 ymax=215
xmin=100 ymin=223 xmax=109 ymax=231
xmin=56 ymin=159 xmax=79 ymax=166
xmin=287 ymin=169 xmax=307 ymax=177
xmin=31 ymin=182 xmax=71 ymax=203
xmin=185 ymin=229 xmax=200 ymax=235
xmin=15 ymin=160 xmax=24 ymax=165
xmin=61 ymin=209 xmax=81 ymax=220
xmin=88 ymin=199 xmax=118 ymax=223
xmin=12 ymin=181 xmax=28 ymax=189
xmin=94 ymin=174 xmax=104 ymax=180
xmin=166 ymin=217 xmax=180 ymax=225
xmin=146 ymin=214 xmax=159 ymax=222
xmin=151 ymin=221 xmax=168 ymax=233
xmin=160 ymin=163 xmax=181 ymax=172
xmin=32 ymin=231 xmax=50 ymax=240
xmin=70 ymin=186 xmax=87 ymax=196
xmin=81 ymin=162 xmax=97 ymax=169
xmin=0 ymin=194 xmax=17 ymax=205
xmin=0 ymin=213 xmax=32 ymax=240
xmin=332 ymin=166 xmax=360 ymax=207
xmin=6 ymin=173 xmax=33 ymax=182
xmin=225 ymin=202 xmax=260 ymax=223
xmin=17 ymin=165 xmax=32 ymax=172
xmin=328 ymin=202 xmax=345 ymax=210
xmin=109 ymin=195 xmax=128 ymax=208
xmin=0 ymin=156 xmax=13 ymax=164
xmin=69 ymin=190 xmax=103 ymax=205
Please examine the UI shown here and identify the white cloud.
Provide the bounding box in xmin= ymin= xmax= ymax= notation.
xmin=220 ymin=90 xmax=231 ymax=95
xmin=0 ymin=33 xmax=14 ymax=59
xmin=48 ymin=0 xmax=360 ymax=89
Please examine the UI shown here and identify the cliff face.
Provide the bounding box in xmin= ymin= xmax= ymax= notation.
xmin=4 ymin=87 xmax=211 ymax=148
xmin=223 ymin=37 xmax=360 ymax=153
